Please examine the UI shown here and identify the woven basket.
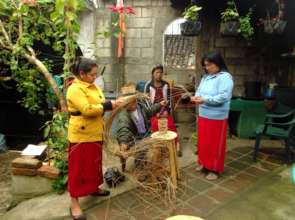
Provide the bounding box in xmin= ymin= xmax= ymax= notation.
xmin=158 ymin=118 xmax=168 ymax=134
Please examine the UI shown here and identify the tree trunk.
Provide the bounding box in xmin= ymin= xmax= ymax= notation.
xmin=24 ymin=53 xmax=68 ymax=112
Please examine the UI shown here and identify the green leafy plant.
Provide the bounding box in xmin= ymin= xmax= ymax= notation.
xmin=0 ymin=0 xmax=67 ymax=112
xmin=43 ymin=111 xmax=69 ymax=192
xmin=239 ymin=9 xmax=254 ymax=41
xmin=182 ymin=5 xmax=202 ymax=21
xmin=0 ymin=0 xmax=85 ymax=193
xmin=221 ymin=0 xmax=239 ymax=22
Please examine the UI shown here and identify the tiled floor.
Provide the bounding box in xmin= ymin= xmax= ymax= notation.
xmin=86 ymin=146 xmax=285 ymax=220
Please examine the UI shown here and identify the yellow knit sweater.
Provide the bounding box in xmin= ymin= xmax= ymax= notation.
xmin=66 ymin=79 xmax=106 ymax=143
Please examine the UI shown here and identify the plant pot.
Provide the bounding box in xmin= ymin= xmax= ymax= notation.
xmin=264 ymin=20 xmax=287 ymax=35
xmin=220 ymin=21 xmax=240 ymax=36
xmin=180 ymin=20 xmax=202 ymax=36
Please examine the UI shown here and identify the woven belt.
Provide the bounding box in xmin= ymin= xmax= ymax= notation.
xmin=70 ymin=111 xmax=81 ymax=116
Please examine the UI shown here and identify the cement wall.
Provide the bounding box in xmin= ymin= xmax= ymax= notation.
xmin=95 ymin=0 xmax=183 ymax=92
xmin=92 ymin=0 xmax=292 ymax=95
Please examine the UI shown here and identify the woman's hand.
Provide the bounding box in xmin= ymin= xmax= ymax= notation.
xmin=191 ymin=96 xmax=204 ymax=104
xmin=160 ymin=100 xmax=168 ymax=107
xmin=111 ymin=99 xmax=124 ymax=109
xmin=120 ymin=144 xmax=129 ymax=159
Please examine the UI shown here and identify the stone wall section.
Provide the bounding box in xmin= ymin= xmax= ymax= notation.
xmin=95 ymin=0 xmax=181 ymax=91
xmin=95 ymin=0 xmax=266 ymax=96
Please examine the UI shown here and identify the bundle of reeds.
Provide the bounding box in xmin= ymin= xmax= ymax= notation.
xmin=103 ymin=91 xmax=190 ymax=208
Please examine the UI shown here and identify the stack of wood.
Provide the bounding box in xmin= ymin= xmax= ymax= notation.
xmin=11 ymin=157 xmax=60 ymax=179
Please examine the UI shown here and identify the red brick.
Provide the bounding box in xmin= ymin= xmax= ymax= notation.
xmin=11 ymin=157 xmax=42 ymax=169
xmin=37 ymin=165 xmax=60 ymax=179
xmin=11 ymin=167 xmax=37 ymax=176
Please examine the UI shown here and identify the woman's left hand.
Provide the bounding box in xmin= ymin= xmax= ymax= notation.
xmin=191 ymin=96 xmax=204 ymax=104
xmin=111 ymin=99 xmax=124 ymax=109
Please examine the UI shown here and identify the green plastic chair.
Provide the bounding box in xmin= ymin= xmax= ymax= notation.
xmin=253 ymin=108 xmax=295 ymax=163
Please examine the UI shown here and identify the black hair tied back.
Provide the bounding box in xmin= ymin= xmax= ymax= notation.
xmin=70 ymin=57 xmax=97 ymax=76
xmin=70 ymin=56 xmax=82 ymax=76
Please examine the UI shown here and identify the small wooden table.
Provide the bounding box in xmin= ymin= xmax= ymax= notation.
xmin=151 ymin=131 xmax=180 ymax=188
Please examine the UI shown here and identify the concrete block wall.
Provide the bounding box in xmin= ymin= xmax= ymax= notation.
xmin=94 ymin=1 xmax=264 ymax=95
xmin=198 ymin=19 xmax=265 ymax=97
xmin=95 ymin=0 xmax=181 ymax=91
xmin=214 ymin=37 xmax=259 ymax=96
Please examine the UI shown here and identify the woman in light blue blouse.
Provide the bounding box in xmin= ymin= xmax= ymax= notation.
xmin=191 ymin=51 xmax=234 ymax=180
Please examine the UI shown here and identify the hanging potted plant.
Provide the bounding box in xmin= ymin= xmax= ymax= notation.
xmin=257 ymin=0 xmax=287 ymax=35
xmin=220 ymin=0 xmax=240 ymax=36
xmin=180 ymin=5 xmax=202 ymax=36
xmin=239 ymin=8 xmax=255 ymax=41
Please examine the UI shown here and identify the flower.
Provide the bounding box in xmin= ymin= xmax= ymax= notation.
xmin=108 ymin=4 xmax=119 ymax=13
xmin=107 ymin=4 xmax=136 ymax=15
xmin=21 ymin=0 xmax=37 ymax=6
xmin=126 ymin=6 xmax=136 ymax=15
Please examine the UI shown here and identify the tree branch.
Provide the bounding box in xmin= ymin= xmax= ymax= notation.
xmin=0 ymin=38 xmax=12 ymax=50
xmin=0 ymin=19 xmax=13 ymax=47
xmin=18 ymin=2 xmax=23 ymax=37
xmin=24 ymin=53 xmax=68 ymax=112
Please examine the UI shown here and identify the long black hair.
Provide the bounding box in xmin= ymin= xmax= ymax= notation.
xmin=151 ymin=64 xmax=164 ymax=76
xmin=70 ymin=57 xmax=97 ymax=76
xmin=201 ymin=51 xmax=228 ymax=72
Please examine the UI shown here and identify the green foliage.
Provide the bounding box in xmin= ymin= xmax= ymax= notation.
xmin=220 ymin=0 xmax=254 ymax=41
xmin=0 ymin=0 xmax=65 ymax=113
xmin=221 ymin=0 xmax=239 ymax=22
xmin=10 ymin=58 xmax=57 ymax=114
xmin=43 ymin=111 xmax=69 ymax=192
xmin=50 ymin=0 xmax=85 ymax=77
xmin=182 ymin=5 xmax=202 ymax=21
xmin=0 ymin=0 xmax=84 ymax=193
xmin=239 ymin=9 xmax=254 ymax=41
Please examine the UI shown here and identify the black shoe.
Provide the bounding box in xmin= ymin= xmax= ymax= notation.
xmin=91 ymin=189 xmax=110 ymax=196
xmin=69 ymin=207 xmax=87 ymax=220
xmin=104 ymin=167 xmax=125 ymax=188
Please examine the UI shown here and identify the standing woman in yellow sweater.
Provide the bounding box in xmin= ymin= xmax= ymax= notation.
xmin=67 ymin=57 xmax=121 ymax=220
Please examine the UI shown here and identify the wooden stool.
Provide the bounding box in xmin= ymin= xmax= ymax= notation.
xmin=151 ymin=131 xmax=180 ymax=188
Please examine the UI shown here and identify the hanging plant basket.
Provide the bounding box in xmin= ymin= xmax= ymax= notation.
xmin=220 ymin=20 xmax=240 ymax=36
xmin=263 ymin=19 xmax=287 ymax=35
xmin=180 ymin=20 xmax=202 ymax=36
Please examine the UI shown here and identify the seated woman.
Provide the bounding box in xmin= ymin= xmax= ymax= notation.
xmin=144 ymin=64 xmax=181 ymax=156
xmin=116 ymin=83 xmax=167 ymax=174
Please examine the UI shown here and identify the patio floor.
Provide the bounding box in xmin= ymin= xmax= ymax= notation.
xmin=1 ymin=122 xmax=293 ymax=220
xmin=86 ymin=132 xmax=290 ymax=220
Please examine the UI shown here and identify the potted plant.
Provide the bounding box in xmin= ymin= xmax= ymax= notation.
xmin=220 ymin=0 xmax=240 ymax=36
xmin=181 ymin=5 xmax=202 ymax=36
xmin=239 ymin=8 xmax=254 ymax=41
xmin=257 ymin=0 xmax=287 ymax=35
xmin=258 ymin=13 xmax=287 ymax=35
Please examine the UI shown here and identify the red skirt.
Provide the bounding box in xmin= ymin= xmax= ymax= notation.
xmin=197 ymin=116 xmax=228 ymax=173
xmin=67 ymin=142 xmax=103 ymax=198
xmin=151 ymin=115 xmax=179 ymax=143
